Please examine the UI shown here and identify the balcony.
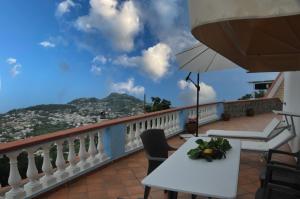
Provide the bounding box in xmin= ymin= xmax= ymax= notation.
xmin=0 ymin=98 xmax=287 ymax=199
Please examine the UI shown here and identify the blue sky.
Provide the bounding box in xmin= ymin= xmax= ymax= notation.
xmin=0 ymin=0 xmax=277 ymax=113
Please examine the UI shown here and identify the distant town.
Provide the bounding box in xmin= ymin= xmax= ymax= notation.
xmin=0 ymin=93 xmax=145 ymax=142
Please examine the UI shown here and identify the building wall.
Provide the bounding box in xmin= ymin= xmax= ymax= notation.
xmin=284 ymin=72 xmax=300 ymax=152
xmin=273 ymin=81 xmax=284 ymax=102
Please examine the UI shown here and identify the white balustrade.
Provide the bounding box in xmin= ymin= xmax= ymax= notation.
xmin=40 ymin=143 xmax=57 ymax=187
xmin=78 ymin=134 xmax=91 ymax=170
xmin=66 ymin=137 xmax=80 ymax=175
xmin=0 ymin=103 xmax=219 ymax=199
xmin=24 ymin=147 xmax=42 ymax=195
xmin=54 ymin=140 xmax=69 ymax=181
xmin=5 ymin=151 xmax=26 ymax=199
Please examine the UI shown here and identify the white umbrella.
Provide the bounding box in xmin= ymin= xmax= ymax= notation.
xmin=176 ymin=43 xmax=240 ymax=136
xmin=176 ymin=43 xmax=239 ymax=73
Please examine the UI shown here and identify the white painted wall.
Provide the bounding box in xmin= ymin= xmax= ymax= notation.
xmin=284 ymin=72 xmax=300 ymax=152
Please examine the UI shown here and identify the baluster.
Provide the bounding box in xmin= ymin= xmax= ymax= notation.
xmin=170 ymin=113 xmax=175 ymax=133
xmin=125 ymin=124 xmax=131 ymax=152
xmin=40 ymin=143 xmax=56 ymax=187
xmin=66 ymin=137 xmax=80 ymax=175
xmin=133 ymin=122 xmax=140 ymax=147
xmin=78 ymin=134 xmax=91 ymax=170
xmin=87 ymin=131 xmax=98 ymax=165
xmin=24 ymin=147 xmax=42 ymax=195
xmin=176 ymin=112 xmax=180 ymax=130
xmin=97 ymin=130 xmax=108 ymax=161
xmin=166 ymin=114 xmax=170 ymax=135
xmin=54 ymin=140 xmax=69 ymax=181
xmin=147 ymin=119 xmax=151 ymax=130
xmin=159 ymin=117 xmax=163 ymax=129
xmin=5 ymin=151 xmax=26 ymax=199
xmin=129 ymin=123 xmax=136 ymax=149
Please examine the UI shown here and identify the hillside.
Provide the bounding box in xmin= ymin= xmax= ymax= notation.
xmin=0 ymin=93 xmax=145 ymax=142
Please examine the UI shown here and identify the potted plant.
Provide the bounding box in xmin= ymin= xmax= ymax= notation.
xmin=185 ymin=118 xmax=198 ymax=134
xmin=246 ymin=108 xmax=255 ymax=117
xmin=221 ymin=112 xmax=231 ymax=121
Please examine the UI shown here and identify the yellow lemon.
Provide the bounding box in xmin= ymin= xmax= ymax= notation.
xmin=203 ymin=149 xmax=213 ymax=155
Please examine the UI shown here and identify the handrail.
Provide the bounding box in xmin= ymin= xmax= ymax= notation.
xmin=0 ymin=102 xmax=221 ymax=154
xmin=224 ymin=97 xmax=280 ymax=104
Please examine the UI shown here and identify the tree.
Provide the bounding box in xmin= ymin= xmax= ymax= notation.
xmin=145 ymin=97 xmax=171 ymax=112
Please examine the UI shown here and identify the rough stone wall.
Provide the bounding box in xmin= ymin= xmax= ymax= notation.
xmin=224 ymin=98 xmax=282 ymax=118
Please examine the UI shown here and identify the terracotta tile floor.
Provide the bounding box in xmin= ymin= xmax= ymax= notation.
xmin=40 ymin=113 xmax=295 ymax=199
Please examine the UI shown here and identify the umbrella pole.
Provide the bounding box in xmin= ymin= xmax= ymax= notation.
xmin=196 ymin=73 xmax=200 ymax=137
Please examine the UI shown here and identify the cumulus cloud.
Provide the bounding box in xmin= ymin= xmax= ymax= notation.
xmin=56 ymin=0 xmax=75 ymax=17
xmin=6 ymin=57 xmax=17 ymax=65
xmin=114 ymin=43 xmax=172 ymax=81
xmin=142 ymin=0 xmax=197 ymax=54
xmin=178 ymin=80 xmax=216 ymax=105
xmin=10 ymin=64 xmax=22 ymax=77
xmin=111 ymin=78 xmax=144 ymax=96
xmin=39 ymin=41 xmax=56 ymax=48
xmin=76 ymin=0 xmax=140 ymax=52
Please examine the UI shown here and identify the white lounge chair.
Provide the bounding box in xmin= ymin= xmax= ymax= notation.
xmin=206 ymin=118 xmax=281 ymax=140
xmin=241 ymin=128 xmax=296 ymax=152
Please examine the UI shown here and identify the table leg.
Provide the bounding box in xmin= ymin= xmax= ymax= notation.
xmin=168 ymin=191 xmax=178 ymax=199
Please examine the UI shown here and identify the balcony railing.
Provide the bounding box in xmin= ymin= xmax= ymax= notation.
xmin=0 ymin=102 xmax=223 ymax=199
xmin=0 ymin=98 xmax=282 ymax=199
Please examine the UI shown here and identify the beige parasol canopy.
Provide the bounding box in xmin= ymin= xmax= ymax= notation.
xmin=188 ymin=0 xmax=300 ymax=72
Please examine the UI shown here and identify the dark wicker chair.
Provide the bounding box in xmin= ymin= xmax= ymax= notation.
xmin=255 ymin=164 xmax=300 ymax=199
xmin=259 ymin=149 xmax=300 ymax=188
xmin=140 ymin=129 xmax=177 ymax=199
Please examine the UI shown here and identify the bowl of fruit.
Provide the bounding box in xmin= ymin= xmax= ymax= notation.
xmin=187 ymin=138 xmax=232 ymax=162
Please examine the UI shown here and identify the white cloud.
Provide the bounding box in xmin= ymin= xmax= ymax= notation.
xmin=113 ymin=55 xmax=139 ymax=67
xmin=6 ymin=57 xmax=17 ymax=65
xmin=114 ymin=43 xmax=172 ymax=81
xmin=75 ymin=0 xmax=140 ymax=51
xmin=10 ymin=64 xmax=22 ymax=77
xmin=142 ymin=43 xmax=172 ymax=80
xmin=56 ymin=0 xmax=75 ymax=17
xmin=39 ymin=41 xmax=56 ymax=48
xmin=6 ymin=57 xmax=22 ymax=77
xmin=142 ymin=0 xmax=197 ymax=54
xmin=111 ymin=78 xmax=144 ymax=96
xmin=90 ymin=65 xmax=101 ymax=76
xmin=92 ymin=55 xmax=107 ymax=64
xmin=178 ymin=80 xmax=216 ymax=105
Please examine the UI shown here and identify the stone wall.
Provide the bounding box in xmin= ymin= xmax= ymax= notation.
xmin=224 ymin=98 xmax=282 ymax=118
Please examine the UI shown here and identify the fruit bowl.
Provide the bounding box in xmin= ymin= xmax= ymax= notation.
xmin=187 ymin=138 xmax=232 ymax=162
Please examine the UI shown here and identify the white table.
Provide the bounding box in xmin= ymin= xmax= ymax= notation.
xmin=142 ymin=137 xmax=241 ymax=199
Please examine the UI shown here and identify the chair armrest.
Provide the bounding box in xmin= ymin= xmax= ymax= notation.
xmin=267 ymin=149 xmax=298 ymax=163
xmin=270 ymin=161 xmax=296 ymax=168
xmin=267 ymin=183 xmax=300 ymax=197
xmin=145 ymin=153 xmax=167 ymax=162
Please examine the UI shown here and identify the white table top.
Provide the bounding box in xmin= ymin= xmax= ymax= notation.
xmin=142 ymin=137 xmax=241 ymax=198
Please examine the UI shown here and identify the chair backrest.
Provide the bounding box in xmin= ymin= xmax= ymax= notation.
xmin=267 ymin=129 xmax=294 ymax=149
xmin=140 ymin=129 xmax=169 ymax=158
xmin=263 ymin=118 xmax=280 ymax=136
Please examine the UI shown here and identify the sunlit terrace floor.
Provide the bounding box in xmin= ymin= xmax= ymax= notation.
xmin=40 ymin=113 xmax=295 ymax=199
